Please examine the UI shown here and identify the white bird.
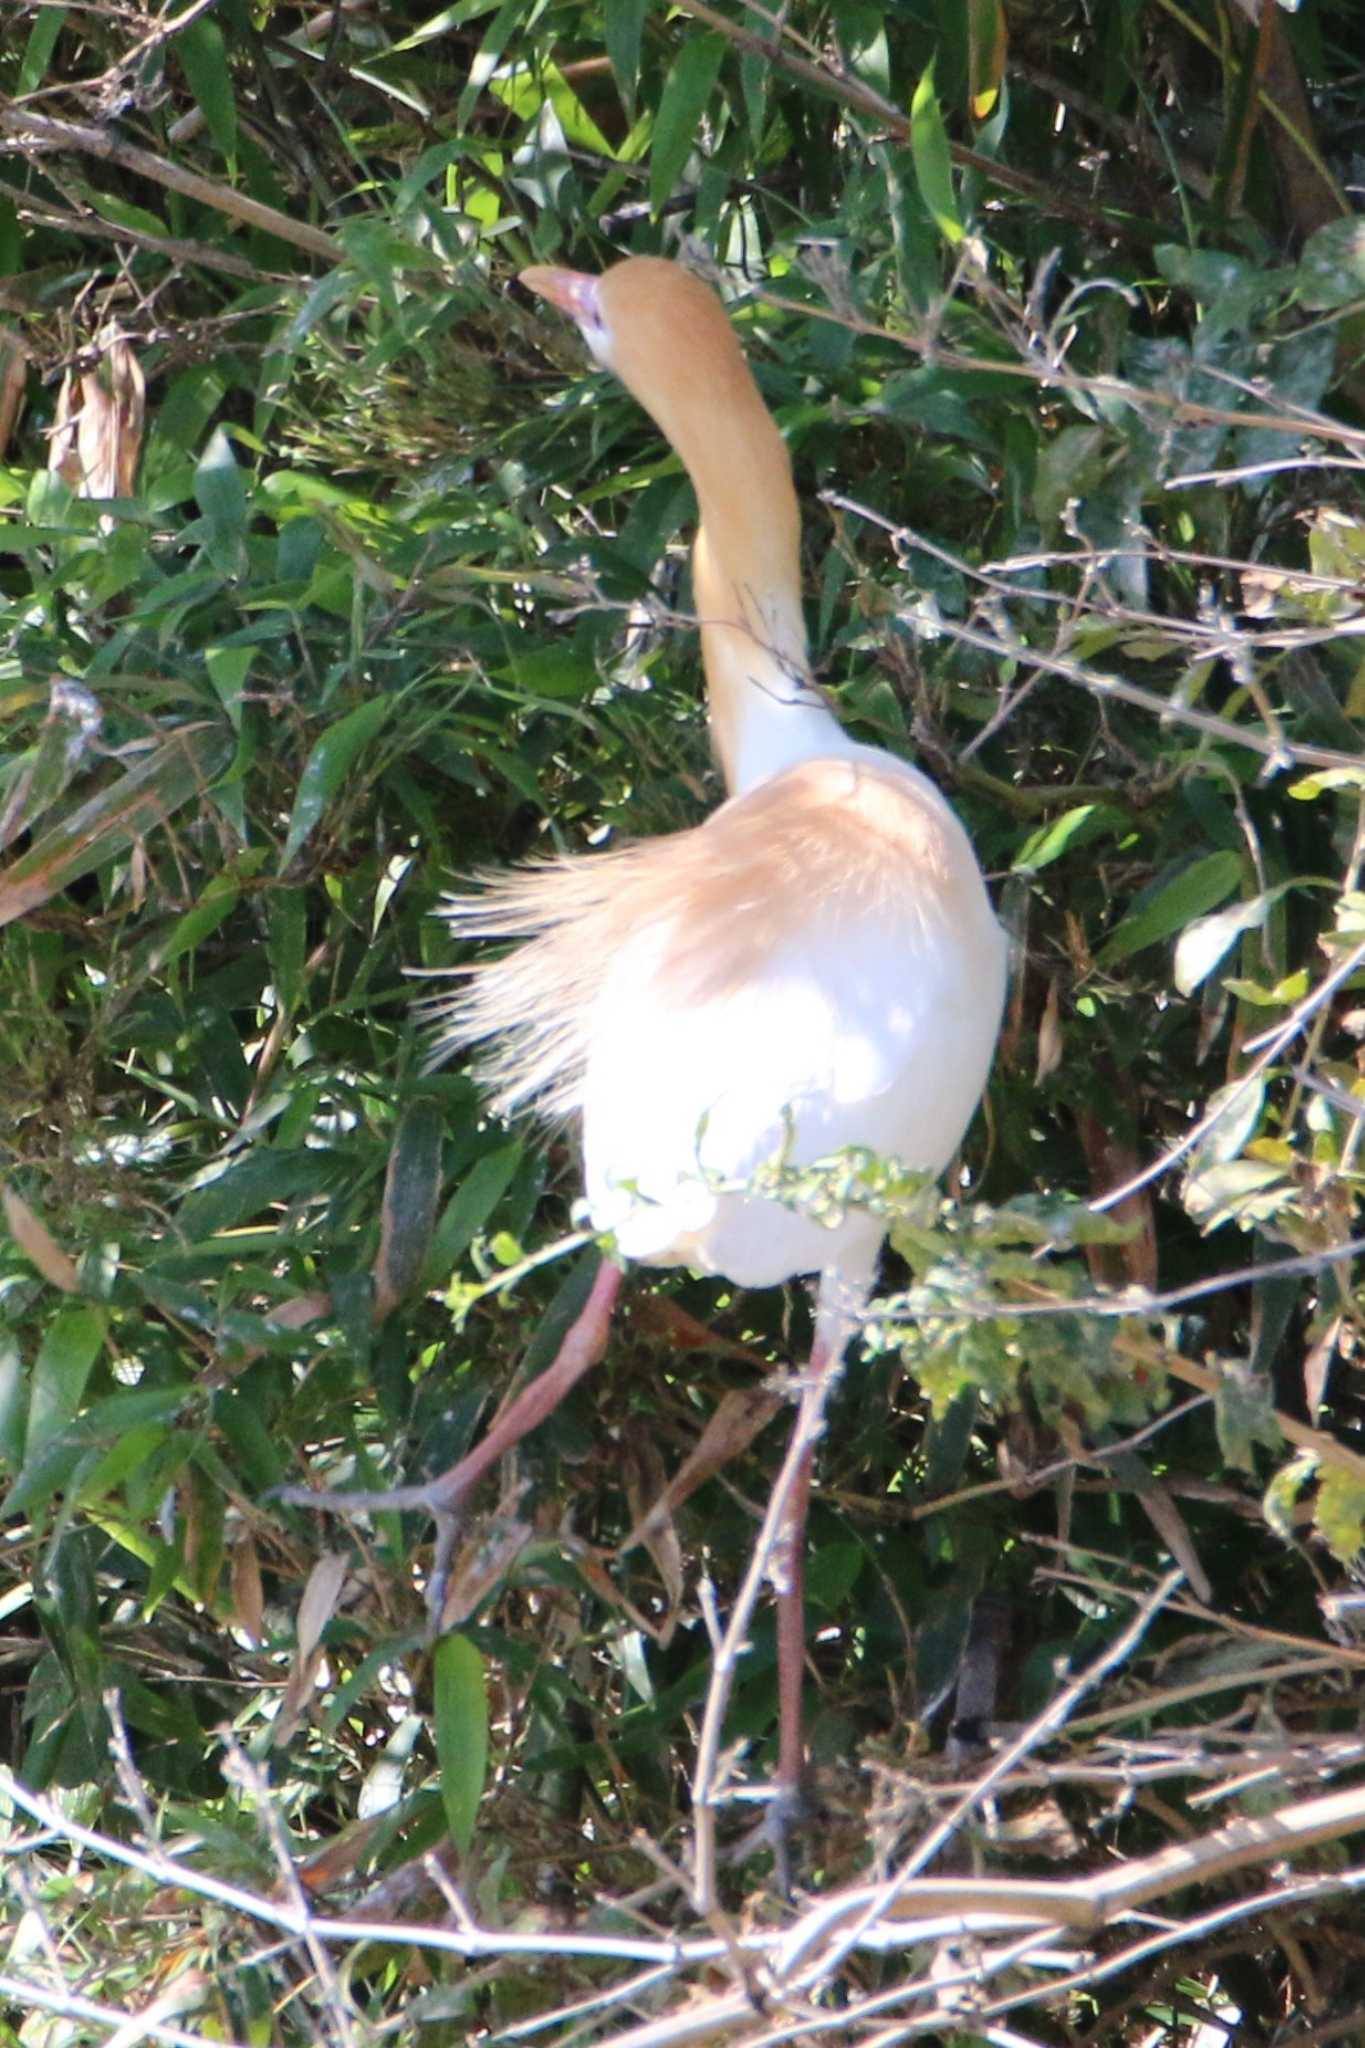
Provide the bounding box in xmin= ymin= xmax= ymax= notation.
xmin=426 ymin=254 xmax=1007 ymax=1806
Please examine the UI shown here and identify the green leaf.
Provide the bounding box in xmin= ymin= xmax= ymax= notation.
xmin=1098 ymin=852 xmax=1244 ymax=967
xmin=650 ymin=34 xmax=726 ymax=216
xmin=1187 ymin=1075 xmax=1266 ymax=1172
xmin=0 ymin=724 xmax=234 ymax=929
xmin=175 ymin=1148 xmax=342 ymax=1239
xmin=0 ymin=680 xmax=103 ymax=854
xmin=25 ymin=1305 xmax=104 ymax=1463
xmin=1013 ymin=803 xmax=1124 ymax=873
xmin=1295 ymin=217 xmax=1365 ymax=312
xmin=430 ymin=1144 xmax=522 ymax=1275
xmin=17 ymin=6 xmax=67 ymax=96
xmin=966 ymin=0 xmax=1006 ymax=120
xmin=455 ymin=0 xmax=537 ymax=129
xmin=175 ymin=15 xmax=238 ymax=160
xmin=910 ymin=62 xmax=963 ymax=246
xmin=0 ymin=1339 xmax=23 ymax=1469
xmin=158 ymin=854 xmax=267 ymax=971
xmin=433 ymin=1634 xmax=489 ymax=1852
xmin=1034 ymin=423 xmax=1105 ymax=530
xmin=194 ymin=427 xmax=250 ymax=578
xmin=605 ymin=0 xmax=648 ymax=104
xmin=204 ymin=643 xmax=255 ymax=728
xmin=269 ymin=885 xmax=308 ymax=1014
xmin=1214 ymin=1365 xmax=1279 ymax=1473
xmin=374 ymin=1103 xmax=444 ymax=1317
xmin=279 ymin=697 xmax=393 ymax=870
xmin=1173 ymin=889 xmax=1276 ymax=996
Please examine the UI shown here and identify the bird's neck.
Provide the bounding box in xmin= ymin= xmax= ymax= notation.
xmin=683 ymin=421 xmax=848 ymax=796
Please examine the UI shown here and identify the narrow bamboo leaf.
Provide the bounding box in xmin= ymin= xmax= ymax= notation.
xmin=1098 ymin=852 xmax=1244 ymax=967
xmin=374 ymin=1103 xmax=444 ymax=1320
xmin=433 ymin=1633 xmax=489 ymax=1852
xmin=268 ymin=886 xmax=307 ymax=1014
xmin=204 ymin=643 xmax=255 ymax=728
xmin=0 ymin=1338 xmax=24 ymax=1469
xmin=175 ymin=1147 xmax=340 ymax=1238
xmin=605 ymin=0 xmax=648 ymax=105
xmin=455 ymin=0 xmax=532 ymax=129
xmin=17 ymin=6 xmax=67 ymax=96
xmin=910 ymin=62 xmax=963 ymax=245
xmin=650 ymin=35 xmax=726 ymax=215
xmin=967 ymin=0 xmax=1007 ymax=120
xmin=194 ymin=426 xmax=250 ymax=577
xmin=158 ymin=853 xmax=267 ymax=971
xmin=1013 ymin=803 xmax=1122 ymax=873
xmin=174 ymin=15 xmax=238 ymax=159
xmin=0 ymin=680 xmax=105 ymax=853
xmin=0 ymin=724 xmax=233 ymax=929
xmin=279 ymin=697 xmax=392 ymax=870
xmin=429 ymin=1145 xmax=522 ymax=1275
xmin=26 ymin=1304 xmax=104 ymax=1462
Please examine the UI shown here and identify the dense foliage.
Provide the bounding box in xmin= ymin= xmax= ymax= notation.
xmin=3 ymin=1 xmax=1365 ymax=2041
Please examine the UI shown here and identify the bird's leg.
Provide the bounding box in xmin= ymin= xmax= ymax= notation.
xmin=773 ymin=1414 xmax=820 ymax=1799
xmin=688 ymin=1252 xmax=877 ymax=1902
xmin=275 ymin=1260 xmax=622 ymax=1623
xmin=768 ymin=1255 xmax=875 ymax=1866
xmin=421 ymin=1259 xmax=622 ymax=1515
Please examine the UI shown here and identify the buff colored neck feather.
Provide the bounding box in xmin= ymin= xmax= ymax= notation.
xmin=592 ymin=260 xmax=850 ymax=795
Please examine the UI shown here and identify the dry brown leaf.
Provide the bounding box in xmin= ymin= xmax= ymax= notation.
xmin=1 ymin=1184 xmax=81 ymax=1293
xmin=49 ymin=329 xmax=145 ymax=498
xmin=437 ymin=1513 xmax=533 ymax=1632
xmin=296 ymin=1550 xmax=349 ymax=1661
xmin=230 ymin=1531 xmax=265 ymax=1647
xmin=622 ymin=1429 xmax=684 ymax=1638
xmin=626 ymin=1292 xmax=768 ymax=1364
xmin=0 ymin=326 xmax=26 ymax=456
xmin=1035 ymin=975 xmax=1063 ymax=1084
xmin=618 ymin=1383 xmax=784 ymax=1557
xmin=274 ymin=1551 xmax=350 ymax=1744
xmin=268 ymin=1292 xmax=333 ymax=1331
xmin=1303 ymin=1315 xmax=1342 ymax=1422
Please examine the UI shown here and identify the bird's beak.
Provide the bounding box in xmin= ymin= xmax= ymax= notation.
xmin=520 ymin=265 xmax=600 ymax=325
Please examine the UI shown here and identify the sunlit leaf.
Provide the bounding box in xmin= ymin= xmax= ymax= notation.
xmin=910 ymin=62 xmax=963 ymax=245
xmin=1099 ymin=852 xmax=1244 ymax=967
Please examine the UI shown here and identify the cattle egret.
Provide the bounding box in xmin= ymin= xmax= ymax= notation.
xmin=426 ymin=256 xmax=1006 ymax=1813
xmin=296 ymin=256 xmax=1006 ymax=1833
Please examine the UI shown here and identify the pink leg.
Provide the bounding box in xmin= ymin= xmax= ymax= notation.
xmin=775 ymin=1431 xmax=818 ymax=1799
xmin=427 ymin=1259 xmax=623 ymax=1509
xmin=769 ymin=1255 xmax=874 ymax=1839
xmin=275 ymin=1260 xmax=622 ymax=1522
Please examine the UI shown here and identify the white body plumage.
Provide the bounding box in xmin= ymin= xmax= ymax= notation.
xmin=432 ymin=257 xmax=1005 ymax=1326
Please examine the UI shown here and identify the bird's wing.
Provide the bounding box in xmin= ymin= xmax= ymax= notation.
xmin=580 ymin=760 xmax=1006 ymax=1285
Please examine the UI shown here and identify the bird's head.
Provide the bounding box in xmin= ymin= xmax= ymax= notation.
xmin=519 ymin=256 xmax=774 ymax=482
